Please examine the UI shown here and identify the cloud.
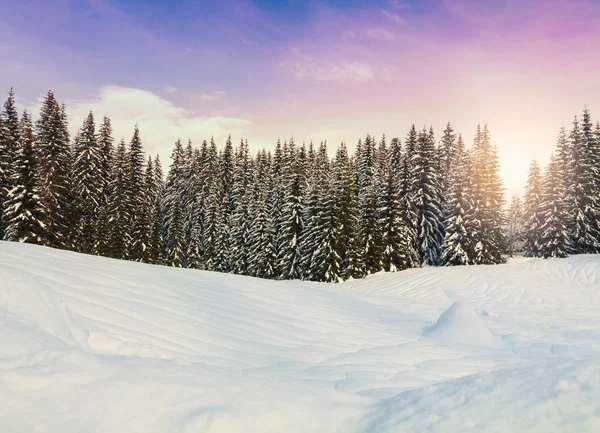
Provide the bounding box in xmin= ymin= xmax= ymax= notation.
xmin=195 ymin=91 xmax=227 ymax=101
xmin=281 ymin=59 xmax=373 ymax=83
xmin=66 ymin=85 xmax=251 ymax=161
xmin=165 ymin=86 xmax=179 ymax=94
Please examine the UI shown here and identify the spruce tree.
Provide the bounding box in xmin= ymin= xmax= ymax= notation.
xmin=277 ymin=138 xmax=305 ymax=280
xmin=105 ymin=139 xmax=130 ymax=259
xmin=539 ymin=155 xmax=570 ymax=258
xmin=229 ymin=139 xmax=253 ymax=275
xmin=36 ymin=90 xmax=73 ymax=248
xmin=248 ymin=150 xmax=276 ymax=278
xmin=72 ymin=112 xmax=103 ymax=253
xmin=400 ymin=125 xmax=420 ymax=268
xmin=126 ymin=125 xmax=146 ymax=260
xmin=441 ymin=134 xmax=473 ymax=266
xmin=166 ymin=198 xmax=185 ymax=267
xmin=4 ymin=111 xmax=46 ymax=244
xmin=523 ymin=159 xmax=543 ymax=257
xmin=0 ymin=88 xmax=20 ymax=239
xmin=506 ymin=193 xmax=524 ymax=257
xmin=567 ymin=115 xmax=598 ymax=253
xmin=415 ymin=127 xmax=444 ymax=266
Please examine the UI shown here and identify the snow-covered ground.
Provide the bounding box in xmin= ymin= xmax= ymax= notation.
xmin=1 ymin=241 xmax=600 ymax=433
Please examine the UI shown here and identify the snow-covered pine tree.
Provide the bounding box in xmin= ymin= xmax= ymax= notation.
xmin=129 ymin=156 xmax=155 ymax=262
xmin=202 ymin=137 xmax=227 ymax=271
xmin=105 ymin=139 xmax=130 ymax=259
xmin=72 ymin=112 xmax=103 ymax=254
xmin=506 ymin=193 xmax=524 ymax=257
xmin=302 ymin=169 xmax=342 ymax=282
xmin=94 ymin=116 xmax=114 ymax=255
xmin=229 ymin=139 xmax=253 ymax=274
xmin=469 ymin=125 xmax=505 ymax=264
xmin=400 ymin=125 xmax=420 ymax=268
xmin=277 ymin=138 xmax=306 ymax=280
xmin=127 ymin=125 xmax=147 ymax=261
xmin=0 ymin=88 xmax=20 ymax=239
xmin=438 ymin=122 xmax=457 ymax=212
xmin=539 ymin=155 xmax=570 ymax=258
xmin=483 ymin=141 xmax=506 ymax=263
xmin=248 ymin=149 xmax=277 ymax=278
xmin=4 ymin=110 xmax=46 ymax=244
xmin=36 ymin=90 xmax=73 ymax=249
xmin=163 ymin=139 xmax=187 ymax=263
xmin=523 ymin=159 xmax=543 ymax=257
xmin=166 ymin=197 xmax=185 ymax=267
xmin=567 ymin=115 xmax=598 ymax=253
xmin=377 ymin=156 xmax=412 ymax=272
xmin=415 ymin=127 xmax=444 ymax=266
xmin=441 ymin=134 xmax=473 ymax=266
xmin=333 ymin=142 xmax=363 ymax=280
xmin=146 ymin=153 xmax=164 ymax=264
xmin=358 ymin=134 xmax=383 ymax=274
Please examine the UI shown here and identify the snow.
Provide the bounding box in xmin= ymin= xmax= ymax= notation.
xmin=1 ymin=242 xmax=600 ymax=432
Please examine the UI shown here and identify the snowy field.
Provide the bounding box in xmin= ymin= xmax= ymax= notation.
xmin=1 ymin=241 xmax=600 ymax=433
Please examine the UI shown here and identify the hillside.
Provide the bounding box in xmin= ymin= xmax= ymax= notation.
xmin=1 ymin=241 xmax=599 ymax=432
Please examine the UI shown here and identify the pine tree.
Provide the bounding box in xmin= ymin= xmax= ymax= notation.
xmin=105 ymin=139 xmax=130 ymax=259
xmin=400 ymin=125 xmax=420 ymax=268
xmin=523 ymin=159 xmax=543 ymax=257
xmin=277 ymin=138 xmax=305 ymax=280
xmin=166 ymin=198 xmax=185 ymax=267
xmin=4 ymin=111 xmax=46 ymax=244
xmin=248 ymin=150 xmax=276 ymax=278
xmin=229 ymin=139 xmax=253 ymax=274
xmin=441 ymin=134 xmax=473 ymax=266
xmin=0 ymin=88 xmax=20 ymax=239
xmin=130 ymin=156 xmax=154 ymax=262
xmin=94 ymin=116 xmax=114 ymax=255
xmin=36 ymin=90 xmax=73 ymax=248
xmin=126 ymin=125 xmax=146 ymax=261
xmin=333 ymin=143 xmax=363 ymax=280
xmin=567 ymin=115 xmax=598 ymax=253
xmin=415 ymin=127 xmax=444 ymax=266
xmin=506 ymin=193 xmax=524 ymax=257
xmin=539 ymin=155 xmax=570 ymax=258
xmin=72 ymin=112 xmax=103 ymax=253
xmin=358 ymin=134 xmax=383 ymax=274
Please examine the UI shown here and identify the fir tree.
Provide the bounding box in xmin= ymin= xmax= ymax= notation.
xmin=4 ymin=111 xmax=46 ymax=244
xmin=0 ymin=88 xmax=20 ymax=239
xmin=166 ymin=198 xmax=185 ymax=267
xmin=567 ymin=115 xmax=598 ymax=253
xmin=36 ymin=90 xmax=73 ymax=248
xmin=441 ymin=134 xmax=473 ymax=266
xmin=72 ymin=112 xmax=103 ymax=253
xmin=506 ymin=193 xmax=524 ymax=257
xmin=105 ymin=139 xmax=130 ymax=259
xmin=523 ymin=159 xmax=543 ymax=257
xmin=229 ymin=139 xmax=253 ymax=274
xmin=415 ymin=127 xmax=444 ymax=266
xmin=539 ymin=155 xmax=570 ymax=258
xmin=126 ymin=125 xmax=146 ymax=260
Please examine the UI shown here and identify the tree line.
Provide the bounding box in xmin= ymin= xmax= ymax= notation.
xmin=506 ymin=107 xmax=600 ymax=259
xmin=0 ymin=88 xmax=578 ymax=282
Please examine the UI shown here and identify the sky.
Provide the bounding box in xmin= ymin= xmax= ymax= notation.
xmin=2 ymin=0 xmax=600 ymax=194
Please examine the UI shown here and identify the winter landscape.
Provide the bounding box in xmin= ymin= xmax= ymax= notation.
xmin=3 ymin=0 xmax=600 ymax=431
xmin=2 ymin=241 xmax=600 ymax=432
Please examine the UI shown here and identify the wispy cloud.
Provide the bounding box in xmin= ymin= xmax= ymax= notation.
xmin=195 ymin=90 xmax=227 ymax=101
xmin=66 ymin=85 xmax=251 ymax=158
xmin=165 ymin=86 xmax=179 ymax=94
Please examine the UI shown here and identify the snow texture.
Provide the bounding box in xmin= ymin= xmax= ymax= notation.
xmin=1 ymin=241 xmax=600 ymax=432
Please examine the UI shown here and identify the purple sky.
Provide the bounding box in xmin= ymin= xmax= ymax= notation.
xmin=2 ymin=0 xmax=600 ymax=193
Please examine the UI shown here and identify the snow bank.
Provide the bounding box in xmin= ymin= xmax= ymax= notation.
xmin=423 ymin=301 xmax=502 ymax=348
xmin=1 ymin=241 xmax=600 ymax=432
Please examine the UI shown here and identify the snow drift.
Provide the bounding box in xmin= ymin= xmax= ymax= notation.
xmin=1 ymin=241 xmax=600 ymax=432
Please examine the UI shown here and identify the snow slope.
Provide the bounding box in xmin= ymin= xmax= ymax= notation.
xmin=1 ymin=241 xmax=600 ymax=433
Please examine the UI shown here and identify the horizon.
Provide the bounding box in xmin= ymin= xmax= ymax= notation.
xmin=3 ymin=0 xmax=600 ymax=194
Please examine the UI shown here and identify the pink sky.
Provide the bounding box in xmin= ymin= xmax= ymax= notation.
xmin=3 ymin=0 xmax=600 ymax=193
